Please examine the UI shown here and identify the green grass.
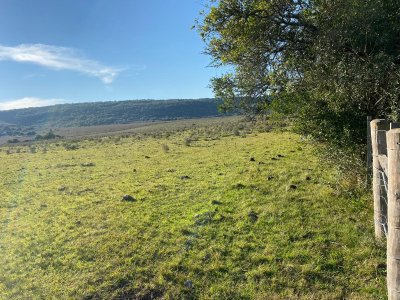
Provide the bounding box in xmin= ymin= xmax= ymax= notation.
xmin=0 ymin=123 xmax=386 ymax=299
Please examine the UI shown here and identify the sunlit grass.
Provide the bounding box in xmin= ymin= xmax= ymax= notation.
xmin=0 ymin=123 xmax=386 ymax=299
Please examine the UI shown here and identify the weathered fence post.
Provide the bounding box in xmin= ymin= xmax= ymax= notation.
xmin=387 ymin=128 xmax=400 ymax=299
xmin=366 ymin=116 xmax=372 ymax=187
xmin=371 ymin=119 xmax=388 ymax=239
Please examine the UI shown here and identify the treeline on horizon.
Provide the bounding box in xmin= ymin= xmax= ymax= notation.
xmin=0 ymin=98 xmax=228 ymax=135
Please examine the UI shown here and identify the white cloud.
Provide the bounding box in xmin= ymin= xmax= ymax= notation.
xmin=0 ymin=44 xmax=124 ymax=84
xmin=22 ymin=73 xmax=45 ymax=80
xmin=0 ymin=97 xmax=64 ymax=111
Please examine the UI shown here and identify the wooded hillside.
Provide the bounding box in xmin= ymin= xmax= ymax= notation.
xmin=0 ymin=98 xmax=227 ymax=136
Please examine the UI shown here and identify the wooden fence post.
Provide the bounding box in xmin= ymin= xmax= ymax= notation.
xmin=371 ymin=119 xmax=388 ymax=239
xmin=366 ymin=116 xmax=372 ymax=187
xmin=387 ymin=128 xmax=400 ymax=299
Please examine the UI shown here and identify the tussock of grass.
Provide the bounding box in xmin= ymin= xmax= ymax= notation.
xmin=0 ymin=123 xmax=385 ymax=299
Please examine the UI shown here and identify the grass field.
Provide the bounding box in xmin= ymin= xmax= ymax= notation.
xmin=0 ymin=119 xmax=386 ymax=299
xmin=0 ymin=116 xmax=240 ymax=146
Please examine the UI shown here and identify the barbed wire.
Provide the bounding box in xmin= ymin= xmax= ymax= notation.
xmin=378 ymin=168 xmax=388 ymax=236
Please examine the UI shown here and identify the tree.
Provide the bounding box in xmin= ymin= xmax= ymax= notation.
xmin=197 ymin=0 xmax=400 ymax=168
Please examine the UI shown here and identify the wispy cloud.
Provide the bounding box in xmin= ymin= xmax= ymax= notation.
xmin=22 ymin=73 xmax=45 ymax=80
xmin=0 ymin=97 xmax=64 ymax=111
xmin=0 ymin=44 xmax=124 ymax=84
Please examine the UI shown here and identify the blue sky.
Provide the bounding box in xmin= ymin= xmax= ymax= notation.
xmin=0 ymin=0 xmax=219 ymax=110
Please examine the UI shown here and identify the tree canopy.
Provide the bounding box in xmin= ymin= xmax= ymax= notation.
xmin=197 ymin=0 xmax=400 ymax=156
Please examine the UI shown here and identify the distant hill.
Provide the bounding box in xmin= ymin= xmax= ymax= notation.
xmin=0 ymin=98 xmax=229 ymax=136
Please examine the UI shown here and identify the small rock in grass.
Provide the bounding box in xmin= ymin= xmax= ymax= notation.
xmin=184 ymin=280 xmax=194 ymax=289
xmin=233 ymin=183 xmax=246 ymax=189
xmin=211 ymin=200 xmax=222 ymax=205
xmin=181 ymin=228 xmax=192 ymax=235
xmin=286 ymin=184 xmax=298 ymax=191
xmin=250 ymin=157 xmax=256 ymax=162
xmin=248 ymin=210 xmax=258 ymax=222
xmin=180 ymin=175 xmax=191 ymax=180
xmin=122 ymin=194 xmax=135 ymax=202
xmin=81 ymin=162 xmax=95 ymax=167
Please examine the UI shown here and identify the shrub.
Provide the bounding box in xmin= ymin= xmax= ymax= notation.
xmin=63 ymin=143 xmax=79 ymax=150
xmin=162 ymin=144 xmax=170 ymax=153
xmin=184 ymin=137 xmax=192 ymax=147
xmin=7 ymin=138 xmax=20 ymax=144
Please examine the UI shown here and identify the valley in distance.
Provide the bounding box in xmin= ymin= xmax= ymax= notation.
xmin=0 ymin=98 xmax=229 ymax=145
